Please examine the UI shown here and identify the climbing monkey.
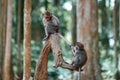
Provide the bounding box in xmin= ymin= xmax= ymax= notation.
xmin=71 ymin=42 xmax=87 ymax=80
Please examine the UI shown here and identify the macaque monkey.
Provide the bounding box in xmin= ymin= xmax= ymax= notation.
xmin=42 ymin=11 xmax=60 ymax=40
xmin=71 ymin=42 xmax=87 ymax=80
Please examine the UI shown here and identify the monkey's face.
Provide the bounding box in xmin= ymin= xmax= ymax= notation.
xmin=72 ymin=46 xmax=79 ymax=56
xmin=45 ymin=15 xmax=51 ymax=21
xmin=43 ymin=11 xmax=52 ymax=22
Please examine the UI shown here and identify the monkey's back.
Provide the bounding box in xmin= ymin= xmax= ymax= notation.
xmin=46 ymin=22 xmax=59 ymax=34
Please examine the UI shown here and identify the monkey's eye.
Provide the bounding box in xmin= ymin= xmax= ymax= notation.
xmin=76 ymin=46 xmax=79 ymax=50
xmin=75 ymin=47 xmax=78 ymax=50
xmin=72 ymin=48 xmax=75 ymax=53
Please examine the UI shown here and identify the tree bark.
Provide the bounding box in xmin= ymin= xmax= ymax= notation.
xmin=71 ymin=1 xmax=77 ymax=45
xmin=0 ymin=0 xmax=7 ymax=79
xmin=1 ymin=0 xmax=7 ymax=58
xmin=113 ymin=0 xmax=119 ymax=80
xmin=34 ymin=33 xmax=74 ymax=80
xmin=0 ymin=0 xmax=2 ymax=79
xmin=23 ymin=0 xmax=32 ymax=80
xmin=17 ymin=0 xmax=22 ymax=78
xmin=119 ymin=0 xmax=120 ymax=38
xmin=53 ymin=0 xmax=59 ymax=7
xmin=101 ymin=0 xmax=109 ymax=57
xmin=34 ymin=40 xmax=51 ymax=80
xmin=113 ymin=0 xmax=117 ymax=70
xmin=45 ymin=0 xmax=48 ymax=10
xmin=50 ymin=33 xmax=74 ymax=70
xmin=3 ymin=0 xmax=12 ymax=80
xmin=76 ymin=0 xmax=102 ymax=80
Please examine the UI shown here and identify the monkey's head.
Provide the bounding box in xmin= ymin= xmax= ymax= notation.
xmin=72 ymin=42 xmax=84 ymax=56
xmin=76 ymin=42 xmax=84 ymax=50
xmin=42 ymin=11 xmax=52 ymax=22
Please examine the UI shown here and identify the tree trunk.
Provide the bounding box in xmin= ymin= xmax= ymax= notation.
xmin=53 ymin=0 xmax=59 ymax=7
xmin=101 ymin=0 xmax=109 ymax=57
xmin=113 ymin=0 xmax=119 ymax=80
xmin=45 ymin=0 xmax=48 ymax=10
xmin=119 ymin=0 xmax=120 ymax=38
xmin=3 ymin=0 xmax=12 ymax=80
xmin=34 ymin=40 xmax=51 ymax=80
xmin=17 ymin=0 xmax=22 ymax=78
xmin=34 ymin=33 xmax=74 ymax=80
xmin=23 ymin=0 xmax=32 ymax=80
xmin=0 ymin=0 xmax=2 ymax=79
xmin=76 ymin=0 xmax=102 ymax=80
xmin=2 ymin=0 xmax=7 ymax=61
xmin=71 ymin=0 xmax=77 ymax=45
xmin=71 ymin=1 xmax=77 ymax=79
xmin=0 ymin=0 xmax=7 ymax=80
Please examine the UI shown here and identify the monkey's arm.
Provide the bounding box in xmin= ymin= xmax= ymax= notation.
xmin=47 ymin=22 xmax=58 ymax=27
xmin=42 ymin=18 xmax=45 ymax=26
xmin=71 ymin=56 xmax=80 ymax=71
xmin=57 ymin=33 xmax=72 ymax=46
xmin=42 ymin=18 xmax=49 ymax=27
xmin=52 ymin=15 xmax=60 ymax=26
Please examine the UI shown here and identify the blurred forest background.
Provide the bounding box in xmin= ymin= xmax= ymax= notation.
xmin=0 ymin=0 xmax=120 ymax=80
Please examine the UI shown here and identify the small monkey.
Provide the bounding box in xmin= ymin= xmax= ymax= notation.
xmin=71 ymin=42 xmax=87 ymax=80
xmin=42 ymin=11 xmax=60 ymax=40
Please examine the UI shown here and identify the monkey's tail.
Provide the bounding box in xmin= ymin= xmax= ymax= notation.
xmin=57 ymin=33 xmax=72 ymax=46
xmin=78 ymin=67 xmax=81 ymax=80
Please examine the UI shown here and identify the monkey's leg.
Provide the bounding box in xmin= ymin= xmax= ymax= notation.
xmin=43 ymin=27 xmax=49 ymax=40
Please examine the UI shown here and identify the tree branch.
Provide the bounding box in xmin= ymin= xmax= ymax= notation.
xmin=50 ymin=33 xmax=74 ymax=70
xmin=34 ymin=40 xmax=51 ymax=80
xmin=34 ymin=33 xmax=74 ymax=80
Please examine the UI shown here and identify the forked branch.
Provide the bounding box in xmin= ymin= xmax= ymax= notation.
xmin=34 ymin=33 xmax=74 ymax=80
